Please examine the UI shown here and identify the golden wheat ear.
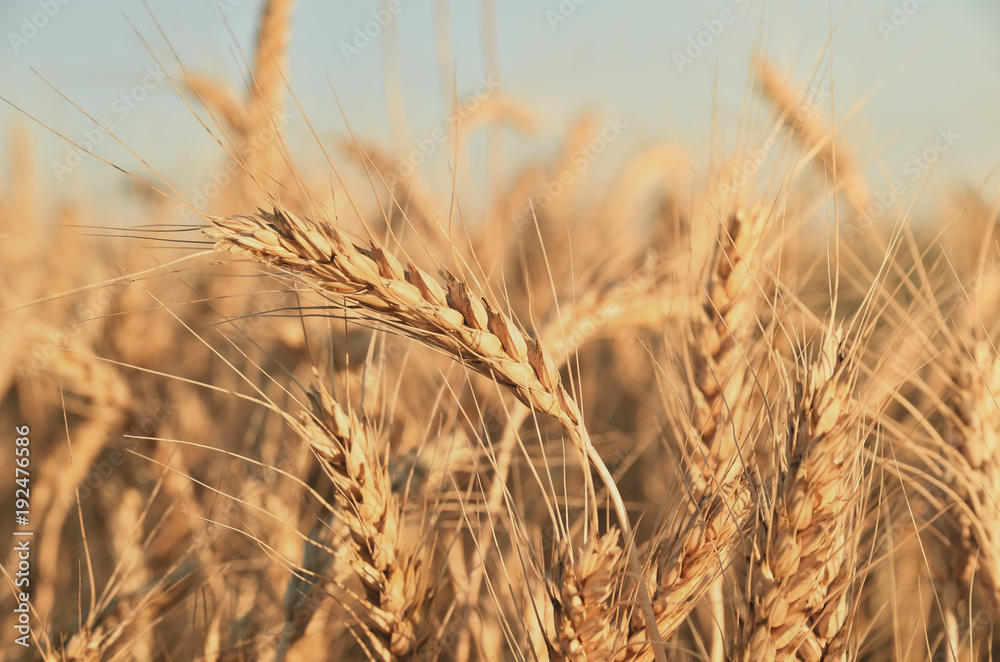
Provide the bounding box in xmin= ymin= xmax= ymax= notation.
xmin=205 ymin=204 xmax=668 ymax=657
xmin=742 ymin=326 xmax=864 ymax=662
xmin=294 ymin=383 xmax=429 ymax=658
xmin=205 ymin=208 xmax=574 ymax=422
xmin=942 ymin=340 xmax=1000 ymax=611
xmin=545 ymin=527 xmax=625 ymax=660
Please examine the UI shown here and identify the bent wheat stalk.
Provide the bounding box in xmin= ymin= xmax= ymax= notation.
xmin=206 ymin=206 xmax=665 ymax=657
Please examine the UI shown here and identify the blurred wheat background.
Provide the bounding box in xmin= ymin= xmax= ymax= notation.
xmin=2 ymin=1 xmax=1000 ymax=661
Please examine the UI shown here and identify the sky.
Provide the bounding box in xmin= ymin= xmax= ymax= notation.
xmin=1 ymin=0 xmax=999 ymax=220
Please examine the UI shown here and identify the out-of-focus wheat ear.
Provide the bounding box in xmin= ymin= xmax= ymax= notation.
xmin=546 ymin=528 xmax=625 ymax=661
xmin=36 ymin=344 xmax=133 ymax=622
xmin=742 ymin=327 xmax=863 ymax=662
xmin=756 ymin=59 xmax=870 ymax=217
xmin=245 ymin=0 xmax=295 ymax=189
xmin=183 ymin=72 xmax=252 ymax=139
xmin=252 ymin=0 xmax=296 ymax=123
xmin=48 ymin=562 xmax=200 ymax=662
xmin=9 ymin=127 xmax=38 ymax=227
xmin=943 ymin=339 xmax=1000 ymax=614
xmin=294 ymin=383 xmax=428 ymax=659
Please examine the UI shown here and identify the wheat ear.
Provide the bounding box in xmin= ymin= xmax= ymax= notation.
xmin=183 ymin=73 xmax=252 ymax=139
xmin=743 ymin=327 xmax=861 ymax=662
xmin=207 ymin=206 xmax=664 ymax=656
xmin=687 ymin=206 xmax=768 ymax=494
xmin=252 ymin=0 xmax=296 ymax=121
xmin=616 ymin=207 xmax=768 ymax=660
xmin=547 ymin=528 xmax=625 ymax=661
xmin=943 ymin=339 xmax=1000 ymax=610
xmin=636 ymin=206 xmax=769 ymax=660
xmin=756 ymin=59 xmax=870 ymax=217
xmin=621 ymin=476 xmax=753 ymax=661
xmin=208 ymin=208 xmax=584 ymax=434
xmin=293 ymin=384 xmax=425 ymax=659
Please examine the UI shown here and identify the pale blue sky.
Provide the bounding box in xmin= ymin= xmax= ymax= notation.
xmin=1 ymin=1 xmax=999 ymax=218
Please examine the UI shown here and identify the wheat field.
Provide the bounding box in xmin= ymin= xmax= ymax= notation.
xmin=2 ymin=2 xmax=999 ymax=661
